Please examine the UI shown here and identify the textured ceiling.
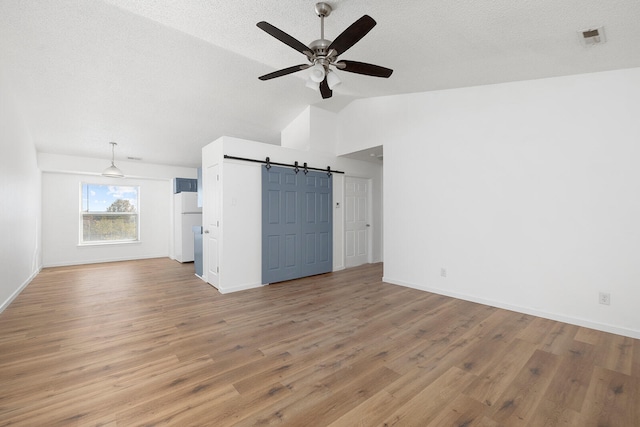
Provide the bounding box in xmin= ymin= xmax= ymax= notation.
xmin=1 ymin=0 xmax=639 ymax=167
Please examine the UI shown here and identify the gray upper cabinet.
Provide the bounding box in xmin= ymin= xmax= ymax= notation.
xmin=174 ymin=177 xmax=198 ymax=193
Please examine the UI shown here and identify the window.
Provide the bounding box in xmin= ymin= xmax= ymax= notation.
xmin=81 ymin=183 xmax=139 ymax=244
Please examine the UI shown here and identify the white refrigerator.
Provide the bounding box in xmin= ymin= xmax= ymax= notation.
xmin=174 ymin=192 xmax=202 ymax=263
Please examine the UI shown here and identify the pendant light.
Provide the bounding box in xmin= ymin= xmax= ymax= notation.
xmin=102 ymin=142 xmax=124 ymax=178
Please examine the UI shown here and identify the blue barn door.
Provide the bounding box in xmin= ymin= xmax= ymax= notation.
xmin=300 ymin=172 xmax=332 ymax=278
xmin=262 ymin=165 xmax=332 ymax=284
xmin=262 ymin=166 xmax=300 ymax=284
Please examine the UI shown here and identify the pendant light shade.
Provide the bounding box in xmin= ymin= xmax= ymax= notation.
xmin=305 ymin=76 xmax=320 ymax=91
xmin=326 ymin=70 xmax=341 ymax=90
xmin=309 ymin=63 xmax=326 ymax=83
xmin=102 ymin=142 xmax=124 ymax=178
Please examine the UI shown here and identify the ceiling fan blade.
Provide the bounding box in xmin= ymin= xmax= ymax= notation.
xmin=257 ymin=21 xmax=311 ymax=57
xmin=327 ymin=15 xmax=376 ymax=56
xmin=335 ymin=60 xmax=393 ymax=78
xmin=319 ymin=78 xmax=332 ymax=99
xmin=259 ymin=64 xmax=310 ymax=81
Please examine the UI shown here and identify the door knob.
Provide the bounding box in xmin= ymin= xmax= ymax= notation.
xmin=204 ymin=230 xmax=210 ymax=234
xmin=366 ymin=224 xmax=370 ymax=227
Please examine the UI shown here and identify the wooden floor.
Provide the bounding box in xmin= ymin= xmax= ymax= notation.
xmin=0 ymin=259 xmax=638 ymax=426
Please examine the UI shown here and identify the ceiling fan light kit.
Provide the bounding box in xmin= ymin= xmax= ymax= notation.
xmin=257 ymin=2 xmax=393 ymax=99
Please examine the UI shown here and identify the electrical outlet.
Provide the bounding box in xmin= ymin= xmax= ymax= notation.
xmin=440 ymin=268 xmax=447 ymax=278
xmin=599 ymin=292 xmax=611 ymax=305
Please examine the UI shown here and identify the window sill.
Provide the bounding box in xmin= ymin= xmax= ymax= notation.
xmin=78 ymin=240 xmax=141 ymax=247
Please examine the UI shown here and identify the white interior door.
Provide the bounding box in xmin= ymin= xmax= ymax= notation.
xmin=345 ymin=177 xmax=370 ymax=268
xmin=204 ymin=164 xmax=219 ymax=287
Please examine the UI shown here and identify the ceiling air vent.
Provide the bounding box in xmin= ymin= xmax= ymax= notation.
xmin=579 ymin=26 xmax=606 ymax=46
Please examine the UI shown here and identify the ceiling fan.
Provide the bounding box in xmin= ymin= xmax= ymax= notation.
xmin=257 ymin=2 xmax=393 ymax=99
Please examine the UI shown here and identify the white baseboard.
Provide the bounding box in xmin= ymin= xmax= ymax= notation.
xmin=382 ymin=276 xmax=640 ymax=340
xmin=42 ymin=254 xmax=169 ymax=268
xmin=0 ymin=267 xmax=42 ymax=314
xmin=218 ymin=282 xmax=264 ymax=294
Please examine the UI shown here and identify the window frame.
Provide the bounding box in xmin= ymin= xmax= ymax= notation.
xmin=79 ymin=182 xmax=141 ymax=246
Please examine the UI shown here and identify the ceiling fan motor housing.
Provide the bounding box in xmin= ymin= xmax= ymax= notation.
xmin=309 ymin=38 xmax=332 ymax=56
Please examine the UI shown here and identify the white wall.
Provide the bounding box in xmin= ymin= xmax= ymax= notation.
xmin=337 ymin=67 xmax=640 ymax=338
xmin=281 ymin=107 xmax=311 ymax=151
xmin=38 ymin=153 xmax=196 ymax=267
xmin=281 ymin=105 xmax=338 ymax=155
xmin=0 ymin=72 xmax=41 ymax=312
xmin=202 ymin=136 xmax=382 ymax=293
xmin=308 ymin=107 xmax=338 ymax=156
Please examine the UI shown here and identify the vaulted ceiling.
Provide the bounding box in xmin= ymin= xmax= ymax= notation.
xmin=1 ymin=0 xmax=639 ymax=167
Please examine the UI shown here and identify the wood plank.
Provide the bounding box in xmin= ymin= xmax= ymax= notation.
xmin=426 ymin=393 xmax=488 ymax=427
xmin=326 ymin=389 xmax=397 ymax=427
xmin=379 ymin=366 xmax=477 ymax=426
xmin=538 ymin=322 xmax=580 ymax=355
xmin=592 ymin=333 xmax=634 ymax=375
xmin=516 ymin=316 xmax=560 ymax=345
xmin=525 ymin=398 xmax=581 ymax=427
xmin=575 ymin=366 xmax=640 ymax=426
xmin=489 ymin=349 xmax=561 ymax=425
xmin=574 ymin=326 xmax=605 ymax=345
xmin=463 ymin=338 xmax=538 ymax=408
xmin=542 ymin=340 xmax=596 ymax=412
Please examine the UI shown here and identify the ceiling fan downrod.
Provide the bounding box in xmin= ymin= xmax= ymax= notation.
xmin=310 ymin=2 xmax=335 ymax=69
xmin=316 ymin=2 xmax=331 ymax=40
